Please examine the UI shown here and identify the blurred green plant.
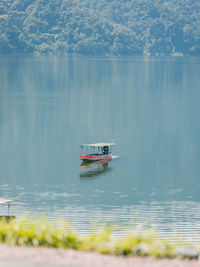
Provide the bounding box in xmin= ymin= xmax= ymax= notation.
xmin=0 ymin=217 xmax=80 ymax=249
xmin=0 ymin=217 xmax=196 ymax=259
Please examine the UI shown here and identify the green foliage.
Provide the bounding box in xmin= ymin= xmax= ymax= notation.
xmin=0 ymin=0 xmax=200 ymax=55
xmin=81 ymin=223 xmax=114 ymax=251
xmin=0 ymin=217 xmax=197 ymax=259
xmin=0 ymin=217 xmax=81 ymax=249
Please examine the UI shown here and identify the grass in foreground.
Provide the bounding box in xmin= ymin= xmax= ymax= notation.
xmin=0 ymin=218 xmax=198 ymax=259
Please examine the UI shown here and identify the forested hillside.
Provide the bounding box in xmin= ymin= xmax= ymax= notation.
xmin=0 ymin=0 xmax=200 ymax=56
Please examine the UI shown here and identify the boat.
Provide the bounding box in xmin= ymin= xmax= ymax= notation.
xmin=80 ymin=143 xmax=114 ymax=162
xmin=0 ymin=198 xmax=20 ymax=221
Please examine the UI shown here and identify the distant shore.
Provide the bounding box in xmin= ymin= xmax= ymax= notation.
xmin=0 ymin=244 xmax=200 ymax=267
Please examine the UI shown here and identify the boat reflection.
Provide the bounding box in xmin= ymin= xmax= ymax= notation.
xmin=80 ymin=158 xmax=113 ymax=178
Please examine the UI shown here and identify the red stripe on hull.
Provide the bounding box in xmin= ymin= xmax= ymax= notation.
xmin=80 ymin=154 xmax=112 ymax=161
xmin=80 ymin=158 xmax=112 ymax=169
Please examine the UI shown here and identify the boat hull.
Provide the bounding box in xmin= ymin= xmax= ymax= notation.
xmin=80 ymin=154 xmax=112 ymax=162
xmin=80 ymin=158 xmax=112 ymax=169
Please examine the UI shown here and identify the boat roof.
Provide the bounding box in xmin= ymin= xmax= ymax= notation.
xmin=0 ymin=198 xmax=12 ymax=204
xmin=80 ymin=142 xmax=115 ymax=147
xmin=0 ymin=198 xmax=20 ymax=204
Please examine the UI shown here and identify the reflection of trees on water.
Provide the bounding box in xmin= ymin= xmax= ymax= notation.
xmin=80 ymin=159 xmax=113 ymax=178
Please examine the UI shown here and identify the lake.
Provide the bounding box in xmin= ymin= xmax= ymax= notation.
xmin=0 ymin=56 xmax=200 ymax=243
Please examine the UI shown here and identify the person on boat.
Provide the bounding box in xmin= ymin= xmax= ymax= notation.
xmin=102 ymin=146 xmax=109 ymax=154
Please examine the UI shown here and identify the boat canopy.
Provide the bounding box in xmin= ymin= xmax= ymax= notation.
xmin=0 ymin=198 xmax=12 ymax=204
xmin=0 ymin=198 xmax=20 ymax=205
xmin=80 ymin=143 xmax=115 ymax=148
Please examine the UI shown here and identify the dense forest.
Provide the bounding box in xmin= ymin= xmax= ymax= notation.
xmin=0 ymin=0 xmax=200 ymax=56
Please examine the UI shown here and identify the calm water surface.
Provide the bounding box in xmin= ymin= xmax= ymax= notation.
xmin=0 ymin=56 xmax=200 ymax=242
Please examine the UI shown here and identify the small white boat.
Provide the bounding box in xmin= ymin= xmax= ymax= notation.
xmin=0 ymin=198 xmax=20 ymax=221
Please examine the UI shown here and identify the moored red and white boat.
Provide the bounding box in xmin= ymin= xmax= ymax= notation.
xmin=80 ymin=143 xmax=114 ymax=162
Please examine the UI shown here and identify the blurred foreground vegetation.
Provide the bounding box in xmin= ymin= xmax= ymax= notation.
xmin=0 ymin=0 xmax=200 ymax=56
xmin=0 ymin=217 xmax=198 ymax=259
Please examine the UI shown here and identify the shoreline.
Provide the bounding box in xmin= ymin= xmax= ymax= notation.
xmin=1 ymin=218 xmax=200 ymax=260
xmin=0 ymin=244 xmax=200 ymax=267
